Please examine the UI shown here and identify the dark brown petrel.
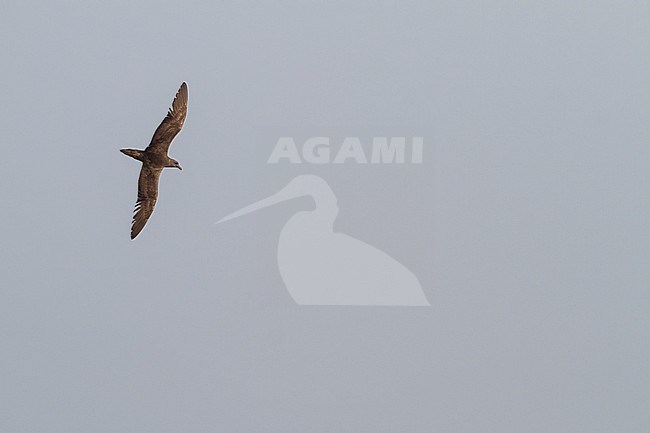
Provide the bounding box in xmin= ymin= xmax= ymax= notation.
xmin=120 ymin=82 xmax=188 ymax=239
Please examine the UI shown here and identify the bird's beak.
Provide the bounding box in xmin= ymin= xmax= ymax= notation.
xmin=216 ymin=185 xmax=297 ymax=224
xmin=177 ymin=165 xmax=182 ymax=170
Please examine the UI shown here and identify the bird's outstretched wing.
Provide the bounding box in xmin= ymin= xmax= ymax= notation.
xmin=145 ymin=82 xmax=188 ymax=155
xmin=131 ymin=164 xmax=163 ymax=239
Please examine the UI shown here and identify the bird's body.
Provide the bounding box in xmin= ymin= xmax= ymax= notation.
xmin=120 ymin=82 xmax=188 ymax=239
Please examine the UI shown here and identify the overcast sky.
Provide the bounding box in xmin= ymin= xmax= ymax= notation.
xmin=1 ymin=1 xmax=648 ymax=432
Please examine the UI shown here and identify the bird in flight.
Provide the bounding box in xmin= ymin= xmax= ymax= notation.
xmin=120 ymin=82 xmax=188 ymax=239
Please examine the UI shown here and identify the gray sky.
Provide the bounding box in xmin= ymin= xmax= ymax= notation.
xmin=1 ymin=1 xmax=648 ymax=432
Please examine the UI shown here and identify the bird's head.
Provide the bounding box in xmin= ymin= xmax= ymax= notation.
xmin=168 ymin=159 xmax=182 ymax=170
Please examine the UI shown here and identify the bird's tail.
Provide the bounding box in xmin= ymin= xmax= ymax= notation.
xmin=120 ymin=149 xmax=145 ymax=161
